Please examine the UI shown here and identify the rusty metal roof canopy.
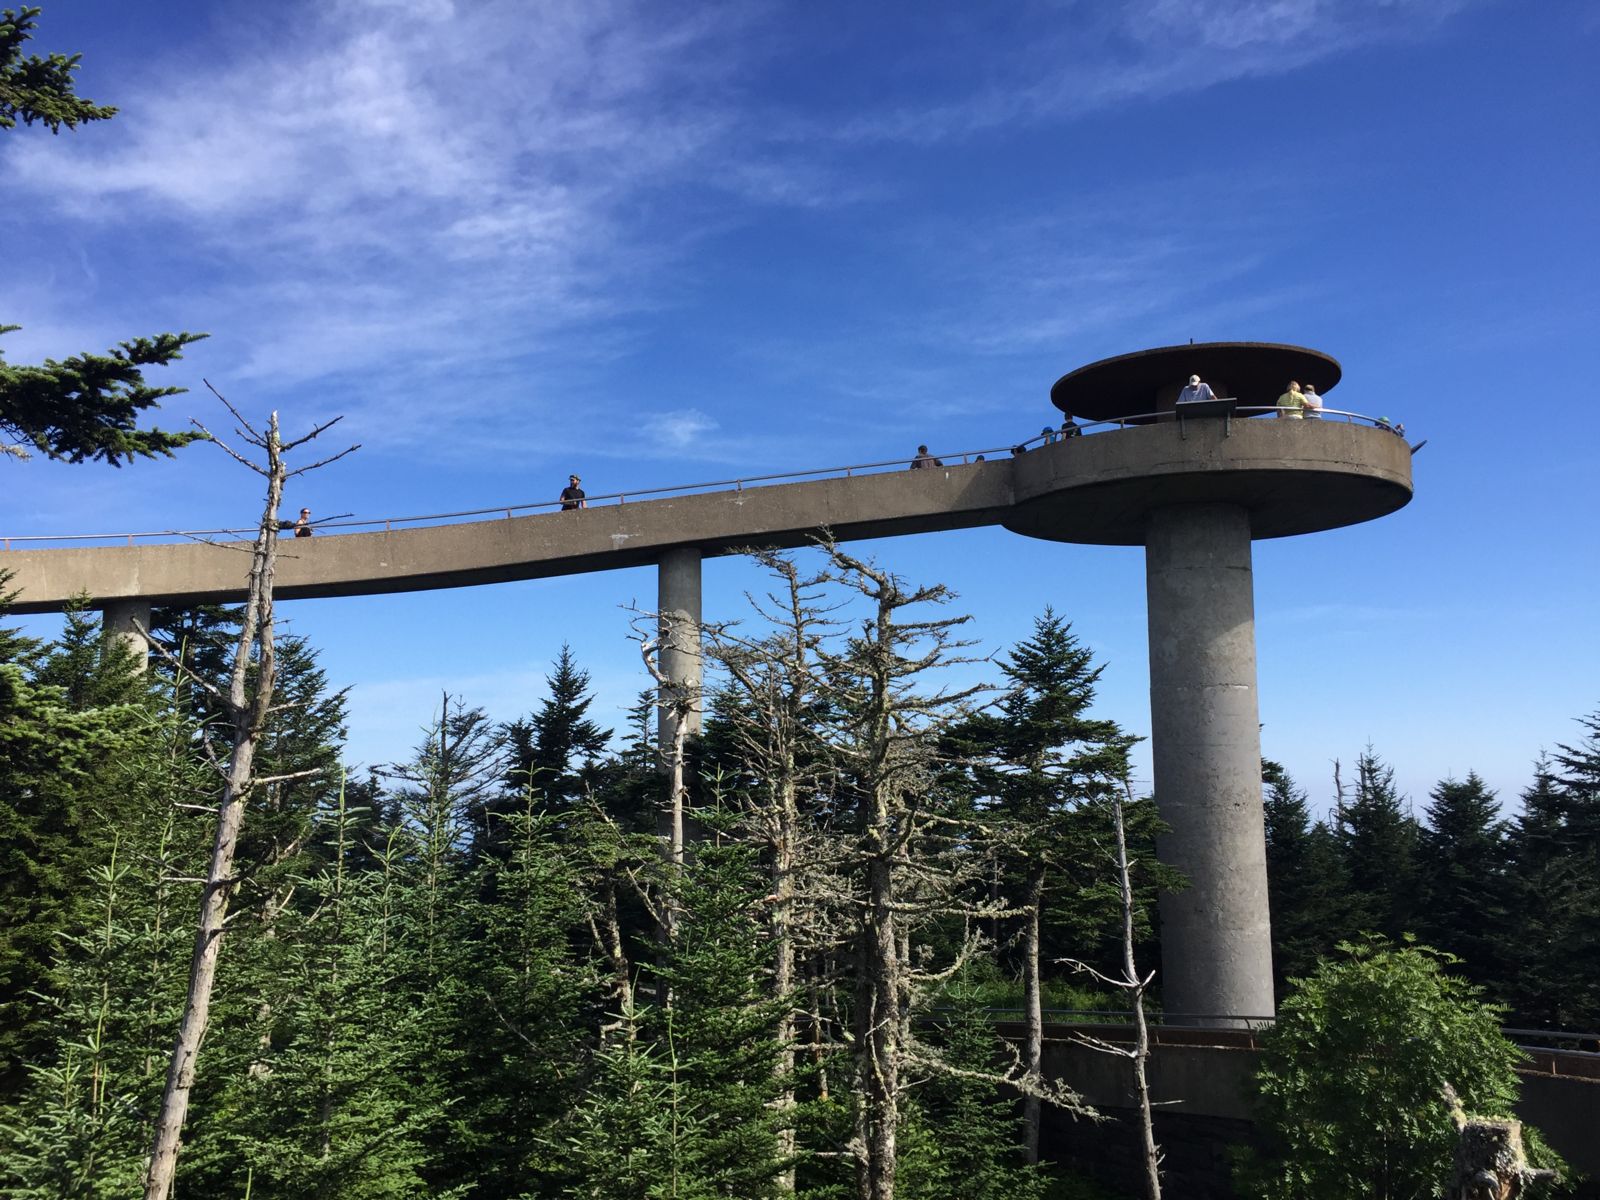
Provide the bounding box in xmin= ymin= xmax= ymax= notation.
xmin=1051 ymin=341 xmax=1343 ymax=422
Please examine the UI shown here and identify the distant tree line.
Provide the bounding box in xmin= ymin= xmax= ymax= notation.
xmin=1262 ymin=721 xmax=1600 ymax=1032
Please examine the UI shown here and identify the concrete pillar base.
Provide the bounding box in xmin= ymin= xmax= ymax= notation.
xmin=101 ymin=599 xmax=152 ymax=674
xmin=657 ymin=547 xmax=703 ymax=748
xmin=1145 ymin=503 xmax=1274 ymax=1026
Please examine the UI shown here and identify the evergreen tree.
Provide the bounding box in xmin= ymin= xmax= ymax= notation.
xmin=0 ymin=839 xmax=158 ymax=1197
xmin=943 ymin=608 xmax=1137 ymax=1158
xmin=1334 ymin=748 xmax=1418 ymax=940
xmin=3 ymin=9 xmax=206 ymax=467
xmin=560 ymin=831 xmax=788 ymax=1199
xmin=1412 ymin=772 xmax=1510 ymax=989
xmin=1261 ymin=760 xmax=1348 ymax=986
xmin=0 ymin=605 xmax=150 ymax=1083
xmin=32 ymin=602 xmax=146 ymax=711
xmin=0 ymin=5 xmax=117 ymax=132
xmin=897 ymin=982 xmax=1047 ymax=1200
xmin=207 ymin=786 xmax=447 ymax=1199
xmin=1503 ymin=726 xmax=1600 ymax=1029
xmin=492 ymin=645 xmax=611 ymax=854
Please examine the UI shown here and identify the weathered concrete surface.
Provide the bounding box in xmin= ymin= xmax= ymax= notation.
xmin=1005 ymin=417 xmax=1412 ymax=544
xmin=2 ymin=461 xmax=1015 ymax=613
xmin=3 ymin=420 xmax=1411 ymax=613
xmin=1029 ymin=1029 xmax=1600 ymax=1185
xmin=1145 ymin=502 xmax=1274 ymax=1026
xmin=657 ymin=547 xmax=703 ymax=743
xmin=101 ymin=598 xmax=151 ymax=672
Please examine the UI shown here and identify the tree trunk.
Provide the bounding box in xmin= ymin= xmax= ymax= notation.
xmin=773 ymin=781 xmax=798 ymax=1191
xmin=1112 ymin=790 xmax=1161 ymax=1200
xmin=1445 ymin=1084 xmax=1556 ymax=1199
xmin=1022 ymin=864 xmax=1046 ymax=1164
xmin=145 ymin=415 xmax=287 ymax=1200
xmin=858 ymin=848 xmax=899 ymax=1200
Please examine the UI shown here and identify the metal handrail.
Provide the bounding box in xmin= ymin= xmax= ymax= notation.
xmin=0 ymin=406 xmax=1403 ymax=549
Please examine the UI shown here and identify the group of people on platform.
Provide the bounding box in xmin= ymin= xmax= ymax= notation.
xmin=1274 ymin=379 xmax=1324 ymax=419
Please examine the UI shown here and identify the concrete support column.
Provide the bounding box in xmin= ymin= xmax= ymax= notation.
xmin=656 ymin=547 xmax=703 ymax=748
xmin=101 ymin=599 xmax=152 ymax=674
xmin=1144 ymin=503 xmax=1274 ymax=1026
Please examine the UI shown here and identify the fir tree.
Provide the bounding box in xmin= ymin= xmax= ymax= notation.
xmin=1412 ymin=772 xmax=1510 ymax=989
xmin=0 ymin=5 xmax=116 ymax=132
xmin=943 ymin=608 xmax=1138 ymax=1160
xmin=492 ymin=645 xmax=611 ymax=854
xmin=898 ymin=981 xmax=1047 ymax=1200
xmin=1261 ymin=760 xmax=1348 ymax=985
xmin=1334 ymin=748 xmax=1418 ymax=940
xmin=1503 ymin=732 xmax=1600 ymax=1028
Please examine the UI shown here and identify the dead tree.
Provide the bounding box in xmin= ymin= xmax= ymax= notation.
xmin=143 ymin=398 xmax=355 ymax=1200
xmin=1064 ymin=778 xmax=1163 ymax=1200
xmin=705 ymin=549 xmax=843 ymax=1192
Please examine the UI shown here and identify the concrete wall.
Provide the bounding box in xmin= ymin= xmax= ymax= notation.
xmin=1029 ymin=1028 xmax=1600 ymax=1194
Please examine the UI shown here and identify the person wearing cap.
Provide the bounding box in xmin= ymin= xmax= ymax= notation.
xmin=1277 ymin=381 xmax=1306 ymax=420
xmin=560 ymin=474 xmax=587 ymax=510
xmin=1302 ymin=383 xmax=1323 ymax=419
xmin=293 ymin=508 xmax=314 ymax=537
xmin=1177 ymin=374 xmax=1215 ymax=405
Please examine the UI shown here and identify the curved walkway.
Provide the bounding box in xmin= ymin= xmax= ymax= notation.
xmin=0 ymin=413 xmax=1412 ymax=614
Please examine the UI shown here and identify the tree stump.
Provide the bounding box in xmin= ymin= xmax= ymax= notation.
xmin=1443 ymin=1083 xmax=1558 ymax=1200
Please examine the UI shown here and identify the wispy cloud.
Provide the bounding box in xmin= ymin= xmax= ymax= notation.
xmin=812 ymin=0 xmax=1477 ymax=144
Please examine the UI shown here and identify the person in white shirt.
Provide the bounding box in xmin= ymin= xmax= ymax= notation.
xmin=1302 ymin=383 xmax=1323 ymax=419
xmin=1177 ymin=374 xmax=1215 ymax=405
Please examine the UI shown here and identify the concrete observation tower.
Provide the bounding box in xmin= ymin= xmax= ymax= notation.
xmin=1009 ymin=341 xmax=1412 ymax=1024
xmin=0 ymin=340 xmax=1413 ymax=1025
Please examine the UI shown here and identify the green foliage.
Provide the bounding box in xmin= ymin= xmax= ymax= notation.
xmin=0 ymin=607 xmax=151 ymax=1082
xmin=560 ymin=832 xmax=789 ymax=1199
xmin=1412 ymin=772 xmax=1511 ymax=989
xmin=0 ymin=838 xmax=161 ymax=1197
xmin=0 ymin=6 xmax=116 ymax=133
xmin=899 ymin=983 xmax=1047 ymax=1200
xmin=1502 ymin=722 xmax=1600 ymax=1028
xmin=1262 ymin=759 xmax=1349 ymax=986
xmin=1237 ymin=938 xmax=1565 ymax=1200
xmin=1335 ymin=748 xmax=1420 ymax=940
xmin=0 ymin=326 xmax=209 ymax=465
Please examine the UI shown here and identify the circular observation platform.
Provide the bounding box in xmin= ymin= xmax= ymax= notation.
xmin=1010 ymin=341 xmax=1411 ymax=546
xmin=1051 ymin=341 xmax=1341 ymax=423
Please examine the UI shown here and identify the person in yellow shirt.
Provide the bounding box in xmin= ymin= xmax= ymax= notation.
xmin=1277 ymin=381 xmax=1306 ymax=419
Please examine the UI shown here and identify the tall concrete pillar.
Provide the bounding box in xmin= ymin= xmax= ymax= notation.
xmin=656 ymin=547 xmax=703 ymax=749
xmin=101 ymin=598 xmax=152 ymax=673
xmin=1144 ymin=503 xmax=1274 ymax=1026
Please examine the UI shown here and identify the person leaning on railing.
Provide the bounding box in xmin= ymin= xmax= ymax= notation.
xmin=1277 ymin=381 xmax=1306 ymax=419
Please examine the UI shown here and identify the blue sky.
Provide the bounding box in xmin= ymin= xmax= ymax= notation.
xmin=4 ymin=0 xmax=1597 ymax=817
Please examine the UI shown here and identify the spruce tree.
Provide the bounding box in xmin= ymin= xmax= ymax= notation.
xmin=3 ymin=9 xmax=207 ymax=467
xmin=0 ymin=606 xmax=149 ymax=1084
xmin=0 ymin=5 xmax=116 ymax=132
xmin=492 ymin=645 xmax=611 ymax=854
xmin=944 ymin=607 xmax=1138 ymax=1160
xmin=1503 ymin=728 xmax=1600 ymax=1028
xmin=1262 ymin=760 xmax=1348 ymax=985
xmin=1334 ymin=748 xmax=1419 ymax=940
xmin=897 ymin=981 xmax=1047 ymax=1200
xmin=1412 ymin=772 xmax=1510 ymax=989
